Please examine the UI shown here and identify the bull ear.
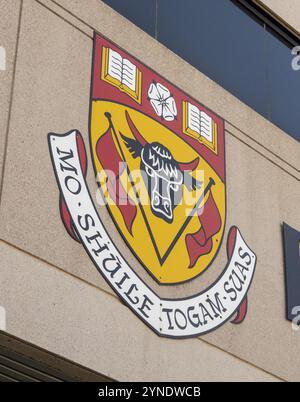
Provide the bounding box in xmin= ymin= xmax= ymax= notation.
xmin=178 ymin=157 xmax=199 ymax=172
xmin=125 ymin=111 xmax=147 ymax=147
xmin=184 ymin=173 xmax=202 ymax=192
xmin=120 ymin=133 xmax=143 ymax=159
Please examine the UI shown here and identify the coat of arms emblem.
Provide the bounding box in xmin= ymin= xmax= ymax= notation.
xmin=48 ymin=33 xmax=256 ymax=337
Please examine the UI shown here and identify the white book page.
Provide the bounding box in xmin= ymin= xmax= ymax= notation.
xmin=200 ymin=111 xmax=213 ymax=143
xmin=187 ymin=103 xmax=201 ymax=135
xmin=122 ymin=58 xmax=137 ymax=92
xmin=107 ymin=48 xmax=123 ymax=83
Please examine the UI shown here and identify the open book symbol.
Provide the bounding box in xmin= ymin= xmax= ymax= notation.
xmin=183 ymin=101 xmax=218 ymax=154
xmin=101 ymin=47 xmax=142 ymax=103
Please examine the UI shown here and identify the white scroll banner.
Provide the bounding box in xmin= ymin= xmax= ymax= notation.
xmin=48 ymin=131 xmax=256 ymax=338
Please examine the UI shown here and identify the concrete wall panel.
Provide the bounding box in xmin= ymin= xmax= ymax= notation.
xmin=0 ymin=0 xmax=21 ymax=197
xmin=0 ymin=241 xmax=281 ymax=382
xmin=257 ymin=0 xmax=300 ymax=34
xmin=0 ymin=0 xmax=299 ymax=381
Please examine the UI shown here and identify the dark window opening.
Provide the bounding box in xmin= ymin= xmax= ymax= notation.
xmin=103 ymin=0 xmax=300 ymax=142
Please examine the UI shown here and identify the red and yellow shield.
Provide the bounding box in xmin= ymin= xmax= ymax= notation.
xmin=90 ymin=34 xmax=226 ymax=284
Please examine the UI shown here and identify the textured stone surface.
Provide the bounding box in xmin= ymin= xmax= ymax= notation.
xmin=0 ymin=241 xmax=280 ymax=382
xmin=257 ymin=0 xmax=300 ymax=34
xmin=0 ymin=0 xmax=21 ymax=196
xmin=0 ymin=0 xmax=299 ymax=381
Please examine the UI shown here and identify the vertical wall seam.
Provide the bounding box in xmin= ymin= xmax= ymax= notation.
xmin=0 ymin=0 xmax=24 ymax=207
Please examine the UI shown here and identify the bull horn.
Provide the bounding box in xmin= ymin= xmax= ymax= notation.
xmin=125 ymin=111 xmax=147 ymax=147
xmin=178 ymin=157 xmax=199 ymax=172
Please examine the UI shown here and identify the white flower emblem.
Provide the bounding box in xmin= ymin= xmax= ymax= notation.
xmin=148 ymin=82 xmax=177 ymax=121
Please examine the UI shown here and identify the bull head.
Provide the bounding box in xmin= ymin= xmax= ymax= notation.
xmin=121 ymin=111 xmax=201 ymax=223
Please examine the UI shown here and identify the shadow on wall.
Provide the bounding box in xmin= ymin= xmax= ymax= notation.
xmin=0 ymin=306 xmax=6 ymax=331
xmin=0 ymin=46 xmax=6 ymax=71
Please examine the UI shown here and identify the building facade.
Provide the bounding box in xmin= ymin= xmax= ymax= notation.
xmin=0 ymin=0 xmax=299 ymax=381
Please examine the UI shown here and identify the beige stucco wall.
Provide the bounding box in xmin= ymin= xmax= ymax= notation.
xmin=0 ymin=0 xmax=299 ymax=381
xmin=256 ymin=0 xmax=300 ymax=34
xmin=0 ymin=0 xmax=21 ymax=190
xmin=0 ymin=240 xmax=279 ymax=382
